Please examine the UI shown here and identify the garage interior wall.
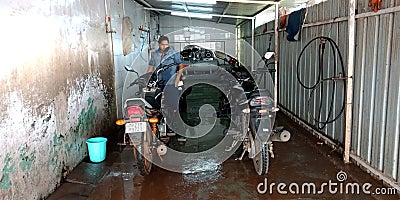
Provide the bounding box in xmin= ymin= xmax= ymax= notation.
xmin=0 ymin=0 xmax=146 ymax=198
xmin=159 ymin=15 xmax=236 ymax=55
xmin=110 ymin=0 xmax=151 ymax=118
xmin=240 ymin=0 xmax=400 ymax=186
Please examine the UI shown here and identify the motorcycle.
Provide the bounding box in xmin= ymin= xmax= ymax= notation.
xmin=116 ymin=62 xmax=178 ymax=175
xmin=214 ymin=51 xmax=291 ymax=175
xmin=239 ymin=88 xmax=291 ymax=175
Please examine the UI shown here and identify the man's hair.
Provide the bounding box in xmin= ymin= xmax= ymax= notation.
xmin=158 ymin=36 xmax=169 ymax=44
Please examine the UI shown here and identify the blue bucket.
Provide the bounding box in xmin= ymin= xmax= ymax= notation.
xmin=86 ymin=137 xmax=107 ymax=163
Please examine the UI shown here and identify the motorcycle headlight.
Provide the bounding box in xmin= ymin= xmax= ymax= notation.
xmin=249 ymin=96 xmax=273 ymax=107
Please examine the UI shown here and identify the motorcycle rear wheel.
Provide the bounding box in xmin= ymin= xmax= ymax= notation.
xmin=252 ymin=138 xmax=269 ymax=175
xmin=133 ymin=129 xmax=153 ymax=176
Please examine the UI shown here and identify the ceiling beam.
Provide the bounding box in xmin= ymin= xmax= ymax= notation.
xmin=135 ymin=0 xmax=162 ymax=15
xmin=217 ymin=2 xmax=231 ymax=23
xmin=216 ymin=0 xmax=279 ymax=5
xmin=143 ymin=7 xmax=255 ymax=19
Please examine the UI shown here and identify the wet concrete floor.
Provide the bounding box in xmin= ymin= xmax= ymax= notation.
xmin=48 ymin=111 xmax=399 ymax=200
xmin=48 ymin=85 xmax=399 ymax=199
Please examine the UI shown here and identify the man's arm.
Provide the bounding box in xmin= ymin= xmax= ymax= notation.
xmin=172 ymin=50 xmax=184 ymax=87
xmin=174 ymin=63 xmax=184 ymax=87
xmin=148 ymin=51 xmax=156 ymax=73
xmin=147 ymin=66 xmax=154 ymax=73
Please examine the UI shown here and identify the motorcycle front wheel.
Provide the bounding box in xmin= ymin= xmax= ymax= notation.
xmin=133 ymin=129 xmax=153 ymax=176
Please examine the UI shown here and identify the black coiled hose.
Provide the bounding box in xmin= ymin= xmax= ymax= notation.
xmin=296 ymin=36 xmax=346 ymax=130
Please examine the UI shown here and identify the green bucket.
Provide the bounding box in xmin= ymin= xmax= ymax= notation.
xmin=86 ymin=137 xmax=107 ymax=163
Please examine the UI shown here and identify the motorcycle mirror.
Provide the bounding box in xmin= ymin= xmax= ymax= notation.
xmin=264 ymin=52 xmax=275 ymax=59
xmin=214 ymin=51 xmax=226 ymax=60
xmin=124 ymin=65 xmax=134 ymax=71
xmin=124 ymin=65 xmax=139 ymax=77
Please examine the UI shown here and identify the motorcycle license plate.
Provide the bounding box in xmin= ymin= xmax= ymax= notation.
xmin=125 ymin=122 xmax=146 ymax=133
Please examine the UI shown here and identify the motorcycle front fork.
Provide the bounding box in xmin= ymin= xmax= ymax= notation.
xmin=237 ymin=113 xmax=275 ymax=160
xmin=237 ymin=139 xmax=274 ymax=161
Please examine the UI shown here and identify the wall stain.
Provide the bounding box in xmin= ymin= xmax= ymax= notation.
xmin=43 ymin=113 xmax=52 ymax=123
xmin=0 ymin=153 xmax=15 ymax=190
xmin=18 ymin=145 xmax=36 ymax=172
xmin=76 ymin=97 xmax=97 ymax=137
xmin=63 ymin=97 xmax=98 ymax=163
xmin=48 ymin=133 xmax=60 ymax=172
xmin=0 ymin=0 xmax=118 ymax=197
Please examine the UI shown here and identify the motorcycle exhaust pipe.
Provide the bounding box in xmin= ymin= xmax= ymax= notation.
xmin=271 ymin=130 xmax=291 ymax=142
xmin=157 ymin=144 xmax=168 ymax=156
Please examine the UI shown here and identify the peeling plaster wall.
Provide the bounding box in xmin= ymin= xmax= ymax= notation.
xmin=0 ymin=0 xmax=116 ymax=199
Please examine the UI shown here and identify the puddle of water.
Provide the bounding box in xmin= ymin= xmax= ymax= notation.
xmin=182 ymin=158 xmax=222 ymax=184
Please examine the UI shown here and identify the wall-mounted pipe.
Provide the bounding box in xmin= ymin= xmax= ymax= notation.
xmin=344 ymin=0 xmax=355 ymax=163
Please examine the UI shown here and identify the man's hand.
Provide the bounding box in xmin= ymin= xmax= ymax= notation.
xmin=369 ymin=0 xmax=382 ymax=12
xmin=174 ymin=79 xmax=180 ymax=87
xmin=175 ymin=63 xmax=184 ymax=87
xmin=147 ymin=66 xmax=154 ymax=73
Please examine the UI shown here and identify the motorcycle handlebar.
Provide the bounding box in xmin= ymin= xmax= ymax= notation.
xmin=127 ymin=62 xmax=177 ymax=89
xmin=155 ymin=62 xmax=176 ymax=74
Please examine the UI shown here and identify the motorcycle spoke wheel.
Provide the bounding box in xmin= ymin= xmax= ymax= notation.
xmin=252 ymin=138 xmax=269 ymax=175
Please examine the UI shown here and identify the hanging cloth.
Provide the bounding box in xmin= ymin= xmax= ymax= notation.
xmin=285 ymin=8 xmax=306 ymax=41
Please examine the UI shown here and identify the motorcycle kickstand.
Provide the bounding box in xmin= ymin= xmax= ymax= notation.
xmin=269 ymin=143 xmax=275 ymax=158
xmin=236 ymin=149 xmax=246 ymax=161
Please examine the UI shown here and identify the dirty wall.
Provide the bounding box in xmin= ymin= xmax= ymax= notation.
xmin=0 ymin=0 xmax=119 ymax=199
xmin=239 ymin=0 xmax=400 ymax=189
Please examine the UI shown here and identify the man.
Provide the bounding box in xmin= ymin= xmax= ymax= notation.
xmin=148 ymin=36 xmax=184 ymax=112
xmin=148 ymin=36 xmax=184 ymax=88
